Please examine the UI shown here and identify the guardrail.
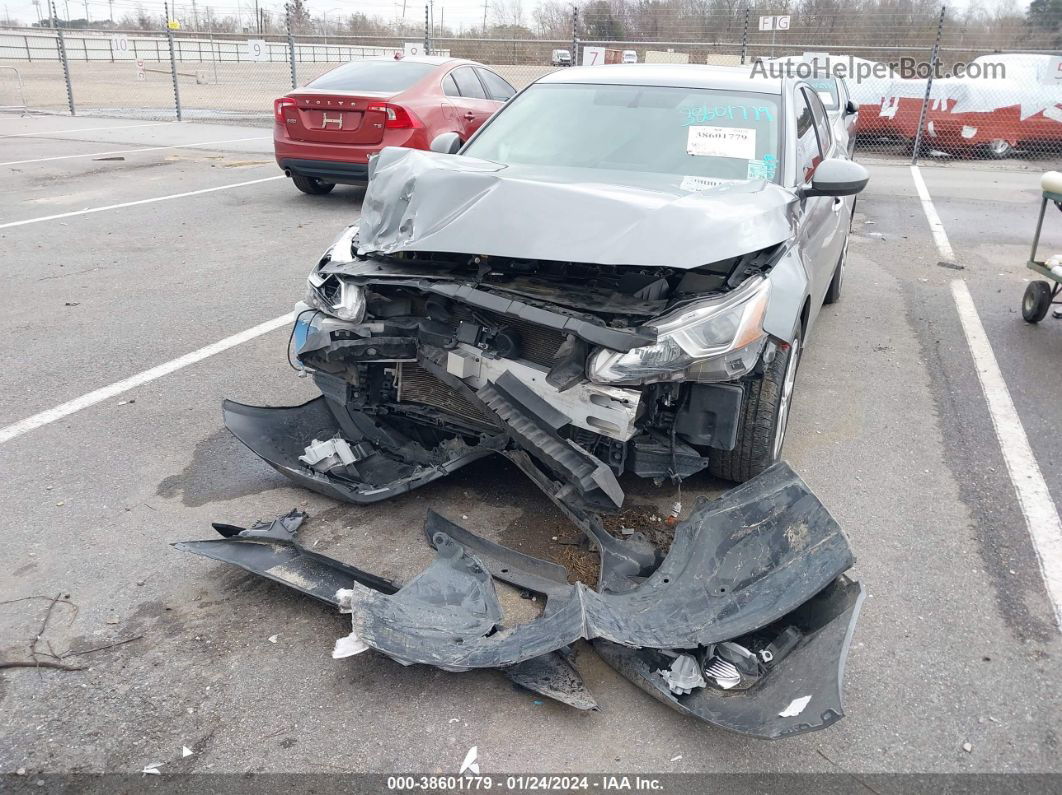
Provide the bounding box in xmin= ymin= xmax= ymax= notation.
xmin=0 ymin=31 xmax=447 ymax=64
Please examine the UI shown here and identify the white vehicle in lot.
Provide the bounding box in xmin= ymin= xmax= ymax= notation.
xmin=623 ymin=50 xmax=638 ymax=64
xmin=551 ymin=49 xmax=572 ymax=67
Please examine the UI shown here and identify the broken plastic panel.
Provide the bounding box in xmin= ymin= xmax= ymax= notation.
xmin=173 ymin=515 xmax=597 ymax=711
xmin=339 ymin=463 xmax=854 ymax=670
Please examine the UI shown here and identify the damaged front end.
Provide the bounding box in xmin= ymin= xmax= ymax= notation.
xmin=176 ymin=464 xmax=863 ymax=738
xmin=230 ymin=155 xmax=803 ymax=524
xmin=185 ymin=149 xmax=863 ymax=736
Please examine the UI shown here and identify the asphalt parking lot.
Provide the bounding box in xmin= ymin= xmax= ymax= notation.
xmin=1 ymin=114 xmax=1060 ymax=778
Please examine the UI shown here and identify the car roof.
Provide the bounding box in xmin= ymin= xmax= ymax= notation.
xmin=537 ymin=63 xmax=784 ymax=94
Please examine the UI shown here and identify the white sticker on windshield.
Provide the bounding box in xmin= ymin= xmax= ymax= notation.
xmin=817 ymin=91 xmax=834 ymax=105
xmin=686 ymin=126 xmax=756 ymax=159
xmin=679 ymin=176 xmax=738 ymax=192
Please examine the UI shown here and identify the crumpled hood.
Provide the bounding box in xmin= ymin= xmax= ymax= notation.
xmin=358 ymin=148 xmax=797 ymax=270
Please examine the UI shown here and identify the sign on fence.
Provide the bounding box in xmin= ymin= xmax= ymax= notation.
xmin=403 ymin=42 xmax=424 ymax=57
xmin=246 ymin=39 xmax=268 ymax=61
xmin=582 ymin=46 xmax=606 ymax=66
xmin=1044 ymin=56 xmax=1062 ymax=85
xmin=111 ymin=34 xmax=132 ymax=59
xmin=758 ymin=15 xmax=791 ymax=31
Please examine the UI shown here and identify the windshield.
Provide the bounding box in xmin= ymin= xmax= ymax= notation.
xmin=805 ymin=78 xmax=839 ymax=110
xmin=463 ymin=83 xmax=781 ymax=184
xmin=307 ymin=61 xmax=436 ymax=93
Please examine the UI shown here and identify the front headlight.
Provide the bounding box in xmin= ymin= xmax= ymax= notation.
xmin=303 ymin=224 xmax=366 ymax=322
xmin=304 ymin=273 xmax=366 ymax=322
xmin=322 ymin=223 xmax=359 ymax=265
xmin=588 ymin=278 xmax=770 ymax=385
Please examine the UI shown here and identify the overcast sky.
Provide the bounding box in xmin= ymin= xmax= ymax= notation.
xmin=2 ymin=0 xmax=1029 ymax=35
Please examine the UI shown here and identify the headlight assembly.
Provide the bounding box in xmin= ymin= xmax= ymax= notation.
xmin=304 ymin=224 xmax=366 ymax=322
xmin=588 ymin=277 xmax=771 ymax=385
xmin=304 ymin=272 xmax=366 ymax=323
xmin=322 ymin=223 xmax=360 ymax=265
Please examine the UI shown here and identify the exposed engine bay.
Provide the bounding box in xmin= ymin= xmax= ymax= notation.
xmin=256 ymin=222 xmax=787 ymax=524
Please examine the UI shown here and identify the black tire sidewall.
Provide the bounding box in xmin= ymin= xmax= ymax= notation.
xmin=1023 ymin=281 xmax=1052 ymax=323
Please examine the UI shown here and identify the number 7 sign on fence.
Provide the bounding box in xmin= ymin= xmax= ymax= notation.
xmin=582 ymin=46 xmax=606 ymax=66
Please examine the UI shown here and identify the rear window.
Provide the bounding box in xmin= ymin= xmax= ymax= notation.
xmin=307 ymin=60 xmax=436 ymax=92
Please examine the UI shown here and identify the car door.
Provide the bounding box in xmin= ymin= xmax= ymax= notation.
xmin=794 ymin=86 xmax=846 ymax=326
xmin=445 ymin=65 xmax=499 ymax=139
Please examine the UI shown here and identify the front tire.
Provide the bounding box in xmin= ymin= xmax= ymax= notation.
xmin=1022 ymin=281 xmax=1052 ymax=323
xmin=709 ymin=324 xmax=803 ymax=483
xmin=292 ymin=174 xmax=336 ymax=195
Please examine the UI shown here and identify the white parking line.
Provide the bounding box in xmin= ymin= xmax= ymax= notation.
xmin=951 ymin=281 xmax=1062 ymax=630
xmin=0 ymin=122 xmax=170 ymax=139
xmin=0 ymin=175 xmax=284 ymax=229
xmin=0 ymin=314 xmax=291 ymax=445
xmin=910 ymin=164 xmax=1062 ymax=630
xmin=0 ymin=135 xmax=269 ymax=166
xmin=910 ymin=164 xmax=956 ymax=262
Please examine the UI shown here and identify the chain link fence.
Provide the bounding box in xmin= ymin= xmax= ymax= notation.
xmin=1 ymin=5 xmax=1059 ymax=168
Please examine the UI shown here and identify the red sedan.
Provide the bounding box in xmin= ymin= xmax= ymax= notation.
xmin=273 ymin=56 xmax=516 ymax=195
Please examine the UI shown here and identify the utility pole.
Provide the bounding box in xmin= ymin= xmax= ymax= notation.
xmin=481 ymin=0 xmax=487 ymax=34
xmin=82 ymin=0 xmax=87 ymax=23
xmin=254 ymin=0 xmax=259 ymax=32
xmin=190 ymin=0 xmax=198 ymax=29
xmin=107 ymin=0 xmax=113 ymax=22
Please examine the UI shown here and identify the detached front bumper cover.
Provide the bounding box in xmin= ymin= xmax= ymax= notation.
xmin=175 ymin=463 xmax=863 ymax=739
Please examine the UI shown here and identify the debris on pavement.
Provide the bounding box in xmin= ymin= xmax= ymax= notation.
xmin=175 ymin=462 xmax=863 ymax=738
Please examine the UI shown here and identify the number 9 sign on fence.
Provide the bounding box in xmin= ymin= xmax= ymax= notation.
xmin=246 ymin=39 xmax=268 ymax=62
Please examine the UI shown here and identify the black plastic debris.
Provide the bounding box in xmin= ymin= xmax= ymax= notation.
xmin=175 ymin=462 xmax=863 ymax=737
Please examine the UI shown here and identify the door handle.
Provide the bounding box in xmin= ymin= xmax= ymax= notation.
xmin=463 ymin=112 xmax=476 ymax=120
xmin=832 ymin=197 xmax=844 ymax=212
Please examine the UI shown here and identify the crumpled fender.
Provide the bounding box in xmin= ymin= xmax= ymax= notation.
xmin=343 ymin=463 xmax=855 ymax=668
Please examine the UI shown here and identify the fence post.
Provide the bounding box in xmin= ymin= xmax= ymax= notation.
xmin=50 ymin=0 xmax=76 ymax=115
xmin=24 ymin=34 xmax=31 ymax=61
xmin=286 ymin=9 xmax=297 ymax=89
xmin=424 ymin=4 xmax=430 ymax=55
xmin=911 ymin=5 xmax=946 ymax=166
xmin=740 ymin=4 xmax=749 ymax=65
xmin=571 ymin=4 xmax=578 ymax=66
xmin=164 ymin=2 xmax=182 ymax=121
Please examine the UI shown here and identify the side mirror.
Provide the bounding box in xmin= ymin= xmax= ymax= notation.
xmin=802 ymin=158 xmax=869 ymax=198
xmin=429 ymin=132 xmax=462 ymax=154
xmin=845 ymin=100 xmax=859 ymax=116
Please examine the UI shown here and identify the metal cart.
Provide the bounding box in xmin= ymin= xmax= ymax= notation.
xmin=1022 ymin=171 xmax=1062 ymax=324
